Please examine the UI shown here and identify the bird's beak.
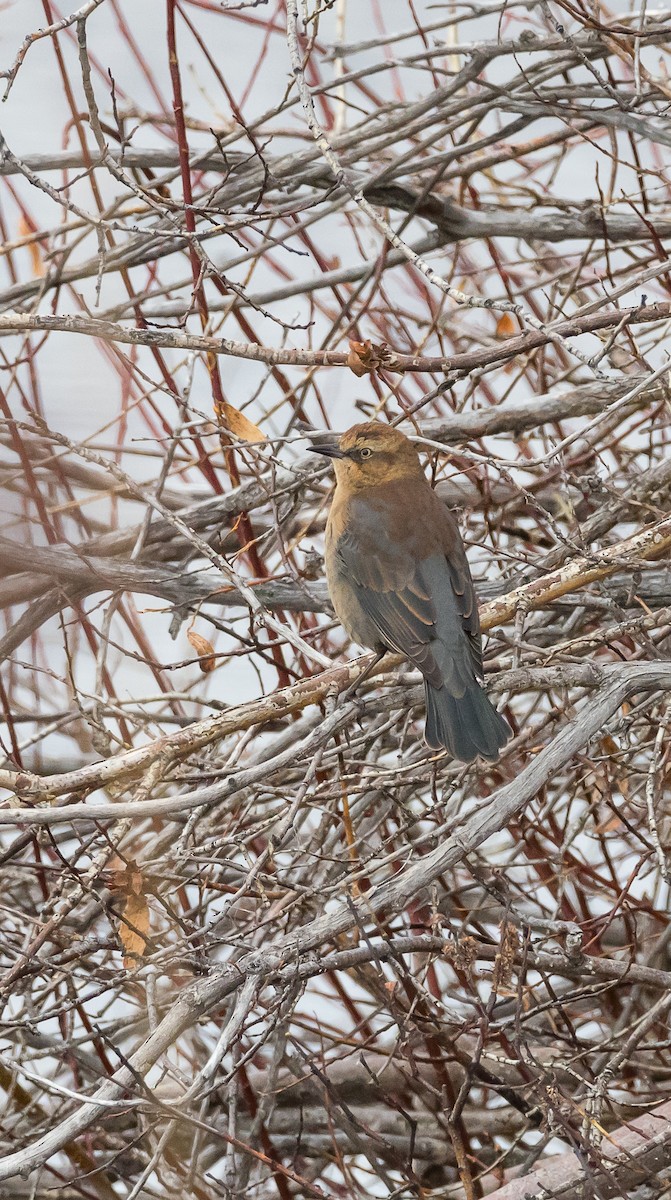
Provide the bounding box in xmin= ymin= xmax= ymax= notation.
xmin=307 ymin=441 xmax=346 ymax=459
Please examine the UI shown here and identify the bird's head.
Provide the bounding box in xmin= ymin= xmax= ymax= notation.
xmin=308 ymin=421 xmax=423 ymax=489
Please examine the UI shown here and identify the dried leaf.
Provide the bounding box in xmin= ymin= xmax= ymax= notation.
xmin=595 ymin=814 xmax=624 ymax=834
xmin=120 ymin=890 xmax=150 ymax=968
xmin=493 ymin=921 xmax=518 ymax=991
xmin=128 ymin=870 xmax=144 ymax=896
xmin=347 ymin=339 xmax=373 ymax=377
xmin=443 ymin=934 xmax=478 ymax=973
xmin=347 ymin=339 xmax=393 ymax=377
xmin=495 ymin=312 xmax=517 ymax=337
xmin=221 ymin=402 xmax=265 ymax=442
xmin=108 ymin=862 xmax=150 ymax=968
xmin=18 ymin=216 xmax=44 ymax=278
xmin=188 ymin=629 xmax=216 ymax=673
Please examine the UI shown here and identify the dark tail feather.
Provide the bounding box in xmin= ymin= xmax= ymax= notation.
xmin=424 ymin=681 xmax=511 ymax=763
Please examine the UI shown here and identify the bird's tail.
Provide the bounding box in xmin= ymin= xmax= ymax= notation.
xmin=424 ymin=680 xmax=510 ymax=763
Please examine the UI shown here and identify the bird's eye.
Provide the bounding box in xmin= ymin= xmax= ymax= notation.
xmin=360 ymin=447 xmax=372 ymax=459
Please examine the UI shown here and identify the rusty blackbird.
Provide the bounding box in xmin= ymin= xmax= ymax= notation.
xmin=309 ymin=421 xmax=511 ymax=762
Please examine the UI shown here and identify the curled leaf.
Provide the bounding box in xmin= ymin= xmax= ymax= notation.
xmin=18 ymin=216 xmax=45 ymax=278
xmin=347 ymin=339 xmax=398 ymax=376
xmin=120 ymin=889 xmax=150 ymax=968
xmin=495 ymin=312 xmax=517 ymax=337
xmin=188 ymin=630 xmax=217 ymax=673
xmin=221 ymin=402 xmax=265 ymax=442
xmin=493 ymin=921 xmax=518 ymax=992
xmin=347 ymin=339 xmax=373 ymax=377
xmin=108 ymin=863 xmax=150 ymax=968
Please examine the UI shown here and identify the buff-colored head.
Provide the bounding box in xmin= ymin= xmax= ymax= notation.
xmin=308 ymin=421 xmax=423 ymax=489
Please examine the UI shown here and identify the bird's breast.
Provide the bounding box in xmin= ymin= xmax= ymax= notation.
xmin=324 ymin=498 xmax=388 ymax=650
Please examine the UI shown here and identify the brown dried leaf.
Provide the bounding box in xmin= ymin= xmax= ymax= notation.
xmin=187 ymin=629 xmax=217 ymax=673
xmin=346 ymin=339 xmax=394 ymax=377
xmin=222 ymin=402 xmax=265 ymax=442
xmin=347 ymin=339 xmax=373 ymax=377
xmin=443 ymin=934 xmax=478 ymax=973
xmin=345 ymin=338 xmax=388 ymax=374
xmin=495 ymin=312 xmax=517 ymax=337
xmin=108 ymin=863 xmax=150 ymax=968
xmin=128 ymin=869 xmax=144 ymax=896
xmin=18 ymin=216 xmax=45 ymax=278
xmin=493 ymin=921 xmax=518 ymax=992
xmin=106 ymin=856 xmax=128 ymax=888
xmin=595 ymin=814 xmax=624 ymax=834
xmin=120 ymin=889 xmax=150 ymax=968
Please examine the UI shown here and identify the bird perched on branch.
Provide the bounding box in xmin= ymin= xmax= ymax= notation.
xmin=309 ymin=422 xmax=511 ymax=763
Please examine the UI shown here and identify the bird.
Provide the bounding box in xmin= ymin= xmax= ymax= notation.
xmin=308 ymin=421 xmax=511 ymax=763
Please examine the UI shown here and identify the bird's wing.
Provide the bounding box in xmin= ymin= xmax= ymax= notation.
xmin=442 ymin=551 xmax=483 ymax=679
xmin=342 ymin=553 xmax=442 ymax=686
xmin=334 ymin=489 xmax=482 ymax=689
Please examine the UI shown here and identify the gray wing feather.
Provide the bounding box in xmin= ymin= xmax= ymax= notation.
xmin=336 ymin=533 xmax=474 ymax=696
